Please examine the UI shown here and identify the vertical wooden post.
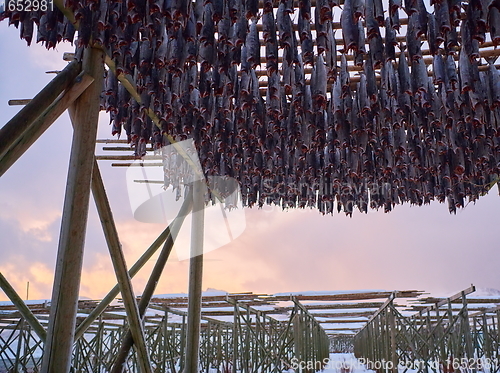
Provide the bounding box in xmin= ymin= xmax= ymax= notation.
xmin=183 ymin=180 xmax=205 ymax=373
xmin=389 ymin=306 xmax=398 ymax=373
xmin=40 ymin=47 xmax=104 ymax=373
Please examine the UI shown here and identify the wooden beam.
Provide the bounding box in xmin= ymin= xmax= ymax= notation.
xmin=414 ymin=285 xmax=476 ymax=318
xmin=74 ymin=220 xmax=180 ymax=340
xmin=0 ymin=72 xmax=94 ymax=178
xmin=40 ymin=47 xmax=103 ymax=373
xmin=91 ymin=161 xmax=152 ymax=373
xmin=8 ymin=99 xmax=32 ymax=106
xmin=0 ymin=60 xmax=80 ymax=161
xmin=183 ymin=180 xmax=206 ymax=373
xmin=0 ymin=273 xmax=47 ymax=341
xmin=110 ymin=190 xmax=193 ymax=373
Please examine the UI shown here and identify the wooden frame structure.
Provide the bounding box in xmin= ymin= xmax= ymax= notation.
xmin=1 ymin=286 xmax=500 ymax=372
xmin=2 ymin=0 xmax=500 ymax=371
xmin=353 ymin=285 xmax=500 ymax=373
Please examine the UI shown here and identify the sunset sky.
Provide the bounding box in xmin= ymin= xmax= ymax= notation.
xmin=1 ymin=21 xmax=499 ymax=303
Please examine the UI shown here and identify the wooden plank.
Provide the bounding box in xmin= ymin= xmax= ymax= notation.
xmin=96 ymin=139 xmax=129 ymax=144
xmin=102 ymin=146 xmax=153 ymax=152
xmin=0 ymin=273 xmax=47 ymax=341
xmin=0 ymin=72 xmax=94 ymax=178
xmin=183 ymin=180 xmax=206 ymax=373
xmin=74 ymin=219 xmax=182 ymax=340
xmin=91 ymin=161 xmax=152 ymax=373
xmin=0 ymin=60 xmax=80 ymax=160
xmin=8 ymin=99 xmax=31 ymax=106
xmin=40 ymin=47 xmax=103 ymax=373
xmin=414 ymin=285 xmax=476 ymax=317
xmin=110 ymin=191 xmax=193 ymax=373
xmin=95 ymin=155 xmax=162 ymax=161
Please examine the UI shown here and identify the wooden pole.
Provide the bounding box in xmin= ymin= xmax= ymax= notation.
xmin=74 ymin=196 xmax=190 ymax=341
xmin=0 ymin=272 xmax=47 ymax=341
xmin=0 ymin=72 xmax=94 ymax=177
xmin=110 ymin=189 xmax=194 ymax=373
xmin=183 ymin=180 xmax=206 ymax=373
xmin=40 ymin=47 xmax=103 ymax=373
xmin=0 ymin=60 xmax=80 ymax=160
xmin=90 ymin=161 xmax=152 ymax=373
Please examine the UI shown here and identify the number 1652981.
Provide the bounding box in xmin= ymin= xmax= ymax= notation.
xmin=5 ymin=0 xmax=54 ymax=12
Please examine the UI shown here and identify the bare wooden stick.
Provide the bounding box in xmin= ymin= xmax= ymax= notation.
xmin=183 ymin=180 xmax=206 ymax=373
xmin=0 ymin=273 xmax=47 ymax=341
xmin=40 ymin=47 xmax=103 ymax=373
xmin=0 ymin=72 xmax=94 ymax=178
xmin=95 ymin=155 xmax=162 ymax=161
xmin=110 ymin=190 xmax=193 ymax=373
xmin=91 ymin=161 xmax=152 ymax=373
xmin=8 ymin=99 xmax=31 ymax=106
xmin=0 ymin=60 xmax=80 ymax=161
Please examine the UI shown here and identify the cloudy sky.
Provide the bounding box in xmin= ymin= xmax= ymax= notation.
xmin=1 ymin=21 xmax=499 ymax=304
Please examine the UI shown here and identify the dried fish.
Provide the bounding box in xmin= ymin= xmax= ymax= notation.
xmin=384 ymin=18 xmax=396 ymax=61
xmin=341 ymin=0 xmax=359 ymax=52
xmin=246 ymin=19 xmax=260 ymax=68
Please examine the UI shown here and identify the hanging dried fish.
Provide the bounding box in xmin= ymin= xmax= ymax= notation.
xmin=354 ymin=20 xmax=366 ymax=66
xmin=435 ymin=0 xmax=451 ymax=34
xmin=20 ymin=14 xmax=34 ymax=45
xmin=325 ymin=23 xmax=337 ymax=78
xmin=341 ymin=0 xmax=359 ymax=52
xmin=318 ymin=0 xmax=333 ymax=23
xmin=461 ymin=19 xmax=480 ymax=60
xmin=277 ymin=2 xmax=293 ymax=48
xmin=398 ymin=49 xmax=412 ymax=107
xmin=365 ymin=0 xmax=379 ymax=39
xmin=246 ymin=19 xmax=260 ymax=68
xmin=488 ymin=63 xmax=500 ymax=107
xmin=489 ymin=6 xmax=500 ymax=44
xmin=459 ymin=48 xmax=475 ymax=94
xmin=432 ymin=54 xmax=446 ymax=85
xmin=384 ymin=18 xmax=396 ymax=61
xmin=311 ymin=54 xmax=327 ymax=109
xmin=340 ymin=54 xmax=350 ymax=96
xmin=245 ymin=0 xmax=259 ymax=19
xmin=445 ymin=54 xmax=458 ymax=91
xmin=299 ymin=14 xmax=314 ymax=65
xmin=406 ymin=14 xmax=422 ymax=61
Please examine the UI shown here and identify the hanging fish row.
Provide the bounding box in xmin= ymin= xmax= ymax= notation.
xmin=2 ymin=0 xmax=500 ymax=214
xmin=100 ymin=45 xmax=500 ymax=215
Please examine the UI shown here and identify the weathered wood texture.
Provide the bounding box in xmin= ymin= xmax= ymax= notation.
xmin=0 ymin=272 xmax=46 ymax=341
xmin=91 ymin=161 xmax=152 ymax=373
xmin=0 ymin=72 xmax=94 ymax=178
xmin=183 ymin=180 xmax=206 ymax=373
xmin=0 ymin=61 xmax=80 ymax=160
xmin=110 ymin=190 xmax=193 ymax=373
xmin=40 ymin=47 xmax=103 ymax=373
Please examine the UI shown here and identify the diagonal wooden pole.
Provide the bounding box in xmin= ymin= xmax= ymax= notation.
xmin=90 ymin=160 xmax=152 ymax=373
xmin=74 ymin=224 xmax=171 ymax=341
xmin=0 ymin=72 xmax=94 ymax=177
xmin=40 ymin=47 xmax=104 ymax=373
xmin=0 ymin=272 xmax=47 ymax=341
xmin=110 ymin=189 xmax=194 ymax=373
xmin=183 ymin=180 xmax=206 ymax=373
xmin=0 ymin=60 xmax=80 ymax=160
